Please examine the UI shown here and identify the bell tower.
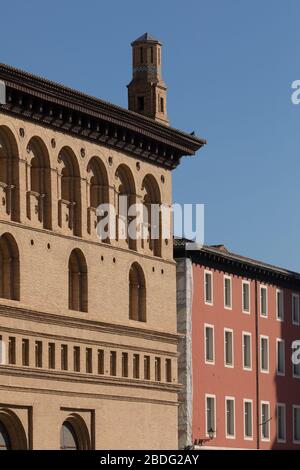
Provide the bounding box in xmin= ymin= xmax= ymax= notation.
xmin=127 ymin=33 xmax=169 ymax=126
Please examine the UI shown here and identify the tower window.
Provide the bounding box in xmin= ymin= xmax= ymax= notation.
xmin=160 ymin=97 xmax=164 ymax=113
xmin=150 ymin=47 xmax=153 ymax=63
xmin=137 ymin=96 xmax=145 ymax=111
xmin=140 ymin=47 xmax=144 ymax=63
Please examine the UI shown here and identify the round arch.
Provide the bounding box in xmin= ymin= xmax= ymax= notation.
xmin=0 ymin=409 xmax=27 ymax=450
xmin=0 ymin=125 xmax=20 ymax=221
xmin=0 ymin=232 xmax=20 ymax=300
xmin=129 ymin=262 xmax=146 ymax=322
xmin=68 ymin=248 xmax=88 ymax=312
xmin=26 ymin=136 xmax=52 ymax=229
xmin=60 ymin=414 xmax=91 ymax=450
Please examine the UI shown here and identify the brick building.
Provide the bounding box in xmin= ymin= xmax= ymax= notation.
xmin=175 ymin=240 xmax=300 ymax=449
xmin=0 ymin=35 xmax=205 ymax=449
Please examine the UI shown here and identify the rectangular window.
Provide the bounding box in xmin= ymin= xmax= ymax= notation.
xmin=98 ymin=349 xmax=104 ymax=375
xmin=205 ymin=395 xmax=216 ymax=436
xmin=155 ymin=357 xmax=161 ymax=381
xmin=165 ymin=359 xmax=172 ymax=382
xmin=243 ymin=333 xmax=252 ymax=370
xmin=224 ymin=329 xmax=234 ymax=367
xmin=293 ymin=360 xmax=300 ymax=378
xmin=48 ymin=342 xmax=55 ymax=370
xmin=293 ymin=406 xmax=300 ymax=443
xmin=8 ymin=337 xmax=16 ymax=365
xmin=277 ymin=404 xmax=286 ymax=443
xmin=293 ymin=294 xmax=300 ymax=325
xmin=244 ymin=400 xmax=253 ymax=439
xmin=276 ymin=339 xmax=285 ymax=376
xmin=260 ymin=336 xmax=269 ymax=372
xmin=61 ymin=344 xmax=68 ymax=371
xmin=205 ymin=325 xmax=214 ymax=363
xmin=122 ymin=352 xmax=128 ymax=378
xmin=261 ymin=402 xmax=270 ymax=440
xmin=242 ymin=281 xmax=250 ymax=313
xmin=110 ymin=351 xmax=116 ymax=376
xmin=204 ymin=271 xmax=213 ymax=304
xmin=225 ymin=398 xmax=235 ymax=438
xmin=260 ymin=286 xmax=268 ymax=317
xmin=160 ymin=97 xmax=164 ymax=113
xmin=144 ymin=355 xmax=150 ymax=380
xmin=137 ymin=96 xmax=144 ymax=111
xmin=276 ymin=289 xmax=284 ymax=321
xmin=35 ymin=341 xmax=43 ymax=368
xmin=86 ymin=348 xmax=92 ymax=374
xmin=73 ymin=346 xmax=80 ymax=372
xmin=224 ymin=276 xmax=232 ymax=309
xmin=133 ymin=354 xmax=140 ymax=379
xmin=22 ymin=339 xmax=29 ymax=367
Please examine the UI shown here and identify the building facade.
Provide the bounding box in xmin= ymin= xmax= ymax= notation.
xmin=0 ymin=35 xmax=204 ymax=449
xmin=175 ymin=240 xmax=300 ymax=449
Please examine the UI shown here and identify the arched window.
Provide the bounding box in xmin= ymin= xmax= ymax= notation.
xmin=86 ymin=157 xmax=109 ymax=238
xmin=68 ymin=249 xmax=87 ymax=312
xmin=0 ymin=126 xmax=20 ymax=222
xmin=60 ymin=415 xmax=91 ymax=450
xmin=115 ymin=165 xmax=136 ymax=250
xmin=0 ymin=421 xmax=11 ymax=450
xmin=58 ymin=147 xmax=82 ymax=236
xmin=26 ymin=137 xmax=52 ymax=229
xmin=129 ymin=263 xmax=146 ymax=322
xmin=0 ymin=233 xmax=20 ymax=301
xmin=142 ymin=175 xmax=161 ymax=256
xmin=60 ymin=421 xmax=78 ymax=450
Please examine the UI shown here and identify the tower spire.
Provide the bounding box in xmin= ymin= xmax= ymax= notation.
xmin=127 ymin=33 xmax=169 ymax=125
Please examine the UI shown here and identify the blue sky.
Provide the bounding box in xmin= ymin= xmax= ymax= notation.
xmin=1 ymin=0 xmax=300 ymax=270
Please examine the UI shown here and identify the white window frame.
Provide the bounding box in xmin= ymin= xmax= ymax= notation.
xmin=243 ymin=399 xmax=253 ymax=440
xmin=260 ymin=335 xmax=269 ymax=373
xmin=225 ymin=396 xmax=235 ymax=439
xmin=242 ymin=331 xmax=252 ymax=371
xmin=224 ymin=275 xmax=232 ymax=310
xmin=276 ymin=289 xmax=284 ymax=322
xmin=260 ymin=285 xmax=268 ymax=318
xmin=292 ymin=293 xmax=300 ymax=326
xmin=204 ymin=324 xmax=215 ymax=365
xmin=276 ymin=403 xmax=286 ymax=444
xmin=205 ymin=394 xmax=216 ymax=438
xmin=293 ymin=358 xmax=300 ymax=378
xmin=293 ymin=405 xmax=300 ymax=444
xmin=224 ymin=328 xmax=234 ymax=368
xmin=242 ymin=280 xmax=250 ymax=314
xmin=276 ymin=338 xmax=285 ymax=376
xmin=204 ymin=270 xmax=213 ymax=306
xmin=261 ymin=401 xmax=270 ymax=442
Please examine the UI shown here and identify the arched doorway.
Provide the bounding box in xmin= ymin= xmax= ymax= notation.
xmin=0 ymin=421 xmax=11 ymax=450
xmin=60 ymin=421 xmax=78 ymax=450
xmin=0 ymin=409 xmax=27 ymax=449
xmin=60 ymin=415 xmax=91 ymax=450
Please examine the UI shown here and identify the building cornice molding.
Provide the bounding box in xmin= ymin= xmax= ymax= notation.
xmin=0 ymin=303 xmax=180 ymax=344
xmin=174 ymin=243 xmax=300 ymax=288
xmin=0 ymin=367 xmax=180 ymax=399
xmin=0 ymin=63 xmax=206 ymax=169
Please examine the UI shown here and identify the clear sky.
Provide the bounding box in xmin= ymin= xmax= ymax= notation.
xmin=1 ymin=0 xmax=300 ymax=270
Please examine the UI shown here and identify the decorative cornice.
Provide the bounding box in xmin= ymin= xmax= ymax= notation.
xmin=0 ymin=303 xmax=180 ymax=345
xmin=0 ymin=365 xmax=180 ymax=395
xmin=0 ymin=63 xmax=206 ymax=169
xmin=174 ymin=241 xmax=300 ymax=288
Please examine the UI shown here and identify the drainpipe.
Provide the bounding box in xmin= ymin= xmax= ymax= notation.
xmin=255 ymin=279 xmax=260 ymax=449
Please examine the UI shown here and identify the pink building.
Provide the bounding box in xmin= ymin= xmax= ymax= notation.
xmin=175 ymin=240 xmax=300 ymax=449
